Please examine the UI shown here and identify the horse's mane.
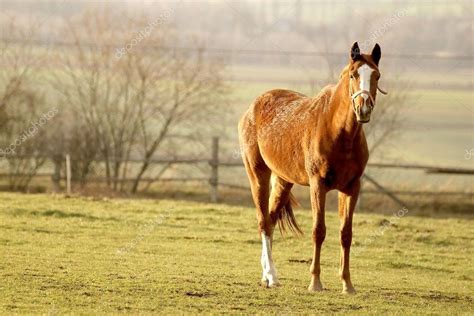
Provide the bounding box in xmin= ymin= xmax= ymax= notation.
xmin=308 ymin=63 xmax=354 ymax=111
xmin=339 ymin=64 xmax=350 ymax=79
xmin=310 ymin=85 xmax=333 ymax=111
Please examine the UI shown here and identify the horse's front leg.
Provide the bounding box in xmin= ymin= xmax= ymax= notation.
xmin=308 ymin=178 xmax=326 ymax=292
xmin=338 ymin=179 xmax=360 ymax=294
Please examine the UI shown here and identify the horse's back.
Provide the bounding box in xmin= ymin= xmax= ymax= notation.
xmin=238 ymin=89 xmax=318 ymax=185
xmin=249 ymin=89 xmax=308 ymax=127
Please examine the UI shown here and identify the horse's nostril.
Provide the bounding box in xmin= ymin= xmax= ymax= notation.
xmin=362 ymin=104 xmax=371 ymax=116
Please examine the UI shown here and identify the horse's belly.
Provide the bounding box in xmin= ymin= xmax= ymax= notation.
xmin=259 ymin=141 xmax=309 ymax=186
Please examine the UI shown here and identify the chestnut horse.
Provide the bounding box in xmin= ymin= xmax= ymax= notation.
xmin=238 ymin=42 xmax=386 ymax=293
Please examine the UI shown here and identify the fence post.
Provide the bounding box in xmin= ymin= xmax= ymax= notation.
xmin=51 ymin=155 xmax=62 ymax=193
xmin=66 ymin=154 xmax=72 ymax=196
xmin=209 ymin=137 xmax=219 ymax=203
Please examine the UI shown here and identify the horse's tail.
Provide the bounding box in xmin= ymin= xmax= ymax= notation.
xmin=277 ymin=191 xmax=303 ymax=237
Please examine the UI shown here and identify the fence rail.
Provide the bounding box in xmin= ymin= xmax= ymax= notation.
xmin=217 ymin=152 xmax=473 ymax=208
xmin=1 ymin=137 xmax=473 ymax=207
xmin=2 ymin=38 xmax=472 ymax=61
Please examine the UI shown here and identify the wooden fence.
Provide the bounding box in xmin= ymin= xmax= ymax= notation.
xmin=2 ymin=137 xmax=473 ymax=208
xmin=207 ymin=137 xmax=473 ymax=208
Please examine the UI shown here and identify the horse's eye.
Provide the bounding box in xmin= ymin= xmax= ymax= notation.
xmin=350 ymin=74 xmax=355 ymax=80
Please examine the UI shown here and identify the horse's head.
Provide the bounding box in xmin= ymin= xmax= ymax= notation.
xmin=347 ymin=42 xmax=386 ymax=123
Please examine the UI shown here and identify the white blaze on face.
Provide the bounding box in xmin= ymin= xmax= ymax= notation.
xmin=357 ymin=64 xmax=374 ymax=115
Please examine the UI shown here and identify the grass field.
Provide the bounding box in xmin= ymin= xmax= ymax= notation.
xmin=0 ymin=193 xmax=473 ymax=314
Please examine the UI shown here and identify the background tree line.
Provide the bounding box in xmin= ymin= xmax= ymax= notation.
xmin=0 ymin=10 xmax=226 ymax=193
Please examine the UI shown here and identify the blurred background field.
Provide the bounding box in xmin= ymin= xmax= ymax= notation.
xmin=0 ymin=0 xmax=472 ymax=216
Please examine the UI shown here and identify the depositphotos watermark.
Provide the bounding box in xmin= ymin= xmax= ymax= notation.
xmin=0 ymin=107 xmax=59 ymax=158
xmin=465 ymin=149 xmax=474 ymax=160
xmin=359 ymin=8 xmax=410 ymax=51
xmin=115 ymin=9 xmax=174 ymax=59
xmin=352 ymin=206 xmax=408 ymax=256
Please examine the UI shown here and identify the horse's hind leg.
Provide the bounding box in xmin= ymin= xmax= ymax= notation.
xmin=239 ymin=133 xmax=280 ymax=286
xmin=241 ymin=152 xmax=279 ymax=287
xmin=241 ymin=147 xmax=271 ymax=233
xmin=269 ymin=175 xmax=294 ymax=233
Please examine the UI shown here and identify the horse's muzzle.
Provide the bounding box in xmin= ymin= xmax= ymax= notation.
xmin=354 ymin=100 xmax=373 ymax=123
xmin=351 ymin=90 xmax=374 ymax=124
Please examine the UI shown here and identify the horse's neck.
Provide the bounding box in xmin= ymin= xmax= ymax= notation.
xmin=325 ymin=75 xmax=362 ymax=142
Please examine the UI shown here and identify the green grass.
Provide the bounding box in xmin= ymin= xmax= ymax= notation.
xmin=0 ymin=193 xmax=473 ymax=314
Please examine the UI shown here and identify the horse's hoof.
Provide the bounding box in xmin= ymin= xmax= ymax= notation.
xmin=261 ymin=278 xmax=280 ymax=288
xmin=268 ymin=280 xmax=281 ymax=288
xmin=308 ymin=282 xmax=324 ymax=292
xmin=342 ymin=286 xmax=356 ymax=295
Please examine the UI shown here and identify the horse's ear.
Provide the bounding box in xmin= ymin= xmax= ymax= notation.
xmin=350 ymin=42 xmax=361 ymax=62
xmin=372 ymin=43 xmax=381 ymax=66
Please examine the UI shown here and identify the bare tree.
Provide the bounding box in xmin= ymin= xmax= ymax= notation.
xmin=363 ymin=78 xmax=410 ymax=154
xmin=0 ymin=18 xmax=52 ymax=191
xmin=130 ymin=47 xmax=225 ymax=193
xmin=51 ymin=9 xmax=226 ymax=193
